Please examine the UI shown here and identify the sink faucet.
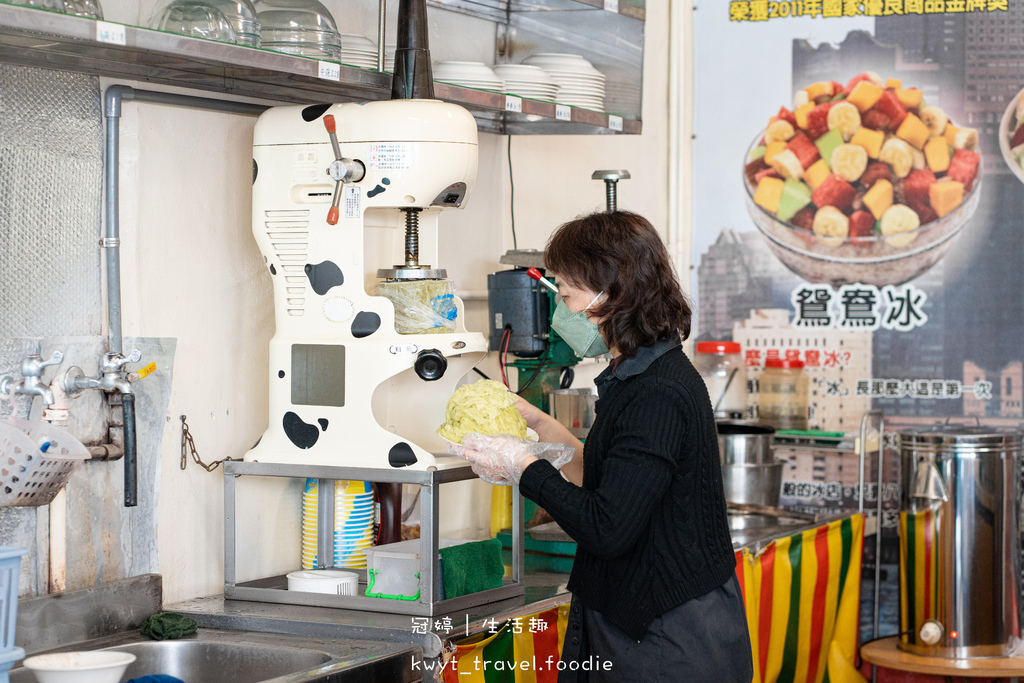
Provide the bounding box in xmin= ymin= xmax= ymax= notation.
xmin=0 ymin=351 xmax=64 ymax=406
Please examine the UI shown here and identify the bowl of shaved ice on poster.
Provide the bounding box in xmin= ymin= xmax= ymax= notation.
xmin=743 ymin=71 xmax=982 ymax=288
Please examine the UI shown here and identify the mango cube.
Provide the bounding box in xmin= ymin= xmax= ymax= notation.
xmin=805 ymin=81 xmax=834 ymax=100
xmin=764 ymin=141 xmax=787 ymax=166
xmin=804 ymin=159 xmax=830 ymax=190
xmin=924 ymin=136 xmax=951 ymax=173
xmin=929 ymin=180 xmax=964 ymax=218
xmin=944 ymin=123 xmax=960 ymax=147
xmin=862 ymin=179 xmax=894 ymax=219
xmin=847 ymin=81 xmax=884 ymax=112
xmin=754 ymin=176 xmax=786 ymax=214
xmin=795 ymin=102 xmax=816 ymax=130
xmin=896 ymin=113 xmax=931 ymax=149
xmin=849 ymin=127 xmax=885 ymax=159
xmin=885 ymin=78 xmax=902 ymax=90
xmin=896 ymin=88 xmax=923 ymax=109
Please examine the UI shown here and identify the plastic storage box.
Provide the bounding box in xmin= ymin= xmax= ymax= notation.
xmin=364 ymin=539 xmax=468 ymax=600
xmin=0 ymin=546 xmax=27 ymax=683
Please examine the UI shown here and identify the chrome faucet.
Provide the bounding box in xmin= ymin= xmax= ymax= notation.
xmin=0 ymin=351 xmax=64 ymax=406
xmin=64 ymin=349 xmax=141 ymax=398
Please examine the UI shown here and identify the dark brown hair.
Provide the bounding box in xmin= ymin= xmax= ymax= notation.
xmin=545 ymin=211 xmax=692 ymax=358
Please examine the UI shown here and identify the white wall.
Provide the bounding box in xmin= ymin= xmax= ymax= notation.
xmin=101 ymin=0 xmax=678 ymax=603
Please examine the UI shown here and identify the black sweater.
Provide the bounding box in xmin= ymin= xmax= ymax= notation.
xmin=519 ymin=341 xmax=736 ymax=641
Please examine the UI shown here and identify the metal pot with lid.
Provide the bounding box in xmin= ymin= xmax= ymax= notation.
xmin=897 ymin=422 xmax=1023 ymax=658
xmin=717 ymin=421 xmax=782 ymax=507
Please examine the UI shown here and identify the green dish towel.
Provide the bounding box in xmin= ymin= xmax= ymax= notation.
xmin=140 ymin=612 xmax=198 ymax=641
xmin=439 ymin=538 xmax=504 ymax=599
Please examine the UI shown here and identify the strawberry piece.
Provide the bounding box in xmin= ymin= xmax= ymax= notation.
xmin=806 ymin=102 xmax=837 ymax=139
xmin=907 ymin=197 xmax=939 ymax=225
xmin=872 ymin=90 xmax=908 ymax=128
xmin=790 ymin=206 xmax=816 ymax=232
xmin=947 ymin=149 xmax=981 ymax=193
xmin=754 ymin=167 xmax=782 ymax=184
xmin=775 ymin=107 xmax=798 ymax=129
xmin=785 ymin=133 xmax=821 ymax=169
xmin=859 ymin=161 xmax=892 ymax=189
xmin=843 ymin=73 xmax=875 ymax=97
xmin=849 ymin=210 xmax=876 ymax=244
xmin=903 ymin=169 xmax=937 ymax=204
xmin=862 ymin=109 xmax=891 ymax=131
xmin=1012 ymin=124 xmax=1024 ymax=149
xmin=831 ymin=81 xmax=847 ymax=97
xmin=746 ymin=157 xmax=769 ymax=186
xmin=811 ymin=174 xmax=858 ymax=212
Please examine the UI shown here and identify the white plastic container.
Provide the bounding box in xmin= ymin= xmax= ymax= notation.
xmin=694 ymin=341 xmax=747 ymax=419
xmin=286 ymin=569 xmax=358 ymax=595
xmin=363 ymin=539 xmax=469 ymax=600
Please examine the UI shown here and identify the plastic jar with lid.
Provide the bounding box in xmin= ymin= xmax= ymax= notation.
xmin=758 ymin=359 xmax=809 ymax=430
xmin=694 ymin=341 xmax=747 ymax=419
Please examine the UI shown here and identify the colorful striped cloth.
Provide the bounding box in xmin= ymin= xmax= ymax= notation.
xmin=737 ymin=514 xmax=866 ymax=683
xmin=899 ymin=509 xmax=940 ymax=637
xmin=442 ymin=604 xmax=569 ymax=683
xmin=445 ymin=515 xmax=865 ymax=683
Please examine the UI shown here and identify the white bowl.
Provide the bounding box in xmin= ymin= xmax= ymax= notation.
xmin=998 ymin=86 xmax=1024 ymax=185
xmin=24 ymin=651 xmax=137 ymax=683
xmin=287 ymin=569 xmax=358 ymax=595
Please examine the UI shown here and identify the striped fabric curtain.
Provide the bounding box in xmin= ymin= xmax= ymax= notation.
xmin=898 ymin=509 xmax=939 ymax=637
xmin=736 ymin=514 xmax=866 ymax=683
xmin=442 ymin=604 xmax=570 ymax=683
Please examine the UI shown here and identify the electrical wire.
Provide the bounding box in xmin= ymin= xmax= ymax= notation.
xmin=472 ymin=367 xmax=491 ymax=380
xmin=559 ymin=366 xmax=575 ymax=389
xmin=508 ymin=135 xmax=517 ymax=250
xmin=499 ymin=325 xmax=513 ymax=389
xmin=516 ymin=341 xmax=549 ymax=395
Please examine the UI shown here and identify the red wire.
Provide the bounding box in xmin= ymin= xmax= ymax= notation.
xmin=499 ymin=326 xmax=511 ymax=389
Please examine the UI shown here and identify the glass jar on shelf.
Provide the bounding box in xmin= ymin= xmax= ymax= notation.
xmin=757 ymin=358 xmax=809 ymax=431
xmin=694 ymin=341 xmax=746 ymax=420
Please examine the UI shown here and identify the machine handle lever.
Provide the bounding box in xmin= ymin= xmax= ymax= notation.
xmin=324 ymin=114 xmax=343 ymax=164
xmin=526 ymin=267 xmax=558 ymax=295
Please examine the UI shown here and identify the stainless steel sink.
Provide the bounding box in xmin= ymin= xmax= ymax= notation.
xmin=9 ymin=628 xmax=422 ymax=683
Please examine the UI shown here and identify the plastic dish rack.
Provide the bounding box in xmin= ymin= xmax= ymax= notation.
xmin=0 ymin=419 xmax=88 ymax=507
xmin=0 ymin=546 xmax=27 ymax=683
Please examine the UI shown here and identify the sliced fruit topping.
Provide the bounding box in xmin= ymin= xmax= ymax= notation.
xmin=826 ymin=101 xmax=862 ymax=141
xmin=811 ymin=173 xmax=858 ymax=212
xmin=918 ymin=105 xmax=948 ymax=137
xmin=850 ymin=127 xmax=885 ymax=159
xmin=846 ymin=81 xmax=884 ymax=112
xmin=902 ymin=168 xmax=938 ymax=205
xmin=880 ymin=203 xmax=922 ymax=248
xmin=803 ymin=159 xmax=831 ymax=191
xmin=862 ymin=178 xmax=894 ymax=219
xmin=895 ymin=112 xmax=931 ymax=150
xmin=859 ymin=161 xmax=892 ymax=189
xmin=812 ymin=205 xmax=850 ymax=246
xmin=790 ymin=206 xmax=816 ymax=232
xmin=929 ymin=179 xmax=965 ymax=218
xmin=806 ymin=102 xmax=838 ymax=139
xmin=879 ymin=138 xmax=915 ymax=178
xmin=814 ymin=128 xmax=845 ymax=169
xmin=831 ymin=143 xmax=869 ymax=182
xmin=946 ymin=148 xmax=980 ymax=192
xmin=848 ymin=210 xmax=877 ymax=244
xmin=776 ymin=179 xmax=813 ymax=222
xmin=896 ymin=88 xmax=923 ymax=109
xmin=785 ymin=132 xmax=821 ymax=169
xmin=954 ymin=127 xmax=979 ymax=151
xmin=923 ymin=136 xmax=950 ymax=173
xmin=770 ymin=149 xmax=805 ymax=180
xmin=754 ymin=176 xmax=785 ymax=214
xmin=872 ymin=90 xmax=908 ymax=129
xmin=765 ymin=119 xmax=796 ymax=143
xmin=764 ymin=140 xmax=788 ymax=165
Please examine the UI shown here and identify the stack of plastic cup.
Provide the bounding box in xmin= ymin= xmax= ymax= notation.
xmin=335 ymin=480 xmax=375 ymax=568
xmin=301 ymin=479 xmax=376 ymax=570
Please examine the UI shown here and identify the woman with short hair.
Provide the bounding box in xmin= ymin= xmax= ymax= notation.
xmin=451 ymin=211 xmax=752 ymax=682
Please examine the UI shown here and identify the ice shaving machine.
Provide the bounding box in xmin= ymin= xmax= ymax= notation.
xmin=246 ymin=98 xmax=486 ymax=471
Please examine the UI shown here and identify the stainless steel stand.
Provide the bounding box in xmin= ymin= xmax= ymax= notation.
xmin=223 ymin=460 xmax=526 ymax=616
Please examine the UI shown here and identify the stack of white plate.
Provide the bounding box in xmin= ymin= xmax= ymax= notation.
xmin=432 ymin=61 xmax=505 ymax=92
xmin=493 ymin=64 xmax=559 ymax=102
xmin=340 ymin=33 xmax=378 ymax=69
xmin=301 ymin=479 xmax=376 ymax=570
xmin=522 ymin=53 xmax=605 ymax=111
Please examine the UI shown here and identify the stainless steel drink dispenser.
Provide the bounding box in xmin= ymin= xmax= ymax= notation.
xmin=897 ymin=424 xmax=1023 ymax=657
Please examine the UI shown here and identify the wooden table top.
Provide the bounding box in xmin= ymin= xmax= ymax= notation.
xmin=861 ymin=637 xmax=1024 ymax=677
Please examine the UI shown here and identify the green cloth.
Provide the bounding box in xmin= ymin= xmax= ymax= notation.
xmin=439 ymin=538 xmax=504 ymax=599
xmin=140 ymin=612 xmax=198 ymax=641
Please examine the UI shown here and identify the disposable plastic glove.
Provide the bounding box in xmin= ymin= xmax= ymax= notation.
xmin=448 ymin=433 xmax=574 ymax=486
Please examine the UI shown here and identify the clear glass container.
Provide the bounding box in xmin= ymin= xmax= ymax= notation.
xmin=758 ymin=358 xmax=809 ymax=431
xmin=254 ymin=0 xmax=341 ymax=61
xmin=694 ymin=341 xmax=746 ymax=419
xmin=61 ymin=0 xmax=103 ymax=19
xmin=149 ymin=0 xmax=238 ymax=43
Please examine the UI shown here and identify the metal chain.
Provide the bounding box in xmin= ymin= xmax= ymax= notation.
xmin=180 ymin=414 xmax=238 ymax=472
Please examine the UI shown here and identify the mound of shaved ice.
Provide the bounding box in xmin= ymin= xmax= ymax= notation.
xmin=437 ymin=379 xmax=527 ymax=444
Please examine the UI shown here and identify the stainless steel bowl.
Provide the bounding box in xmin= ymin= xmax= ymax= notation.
xmin=722 ymin=461 xmax=784 ymax=507
xmin=717 ymin=420 xmax=775 ymax=465
xmin=548 ymin=388 xmax=596 ymax=439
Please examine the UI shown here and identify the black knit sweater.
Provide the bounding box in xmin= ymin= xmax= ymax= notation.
xmin=519 ymin=341 xmax=736 ymax=641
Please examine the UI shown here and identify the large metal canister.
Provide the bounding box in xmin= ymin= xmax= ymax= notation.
xmin=897 ymin=424 xmax=1023 ymax=657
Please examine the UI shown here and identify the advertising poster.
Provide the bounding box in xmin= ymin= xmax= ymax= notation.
xmin=692 ymin=0 xmax=1024 ymax=640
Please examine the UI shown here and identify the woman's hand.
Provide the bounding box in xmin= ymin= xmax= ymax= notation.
xmin=447 ymin=433 xmax=538 ymax=486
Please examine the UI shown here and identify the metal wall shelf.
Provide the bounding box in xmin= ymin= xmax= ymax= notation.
xmin=0 ymin=4 xmax=641 ymax=134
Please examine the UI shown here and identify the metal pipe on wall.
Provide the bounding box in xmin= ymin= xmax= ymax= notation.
xmin=100 ymin=85 xmax=266 ymax=506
